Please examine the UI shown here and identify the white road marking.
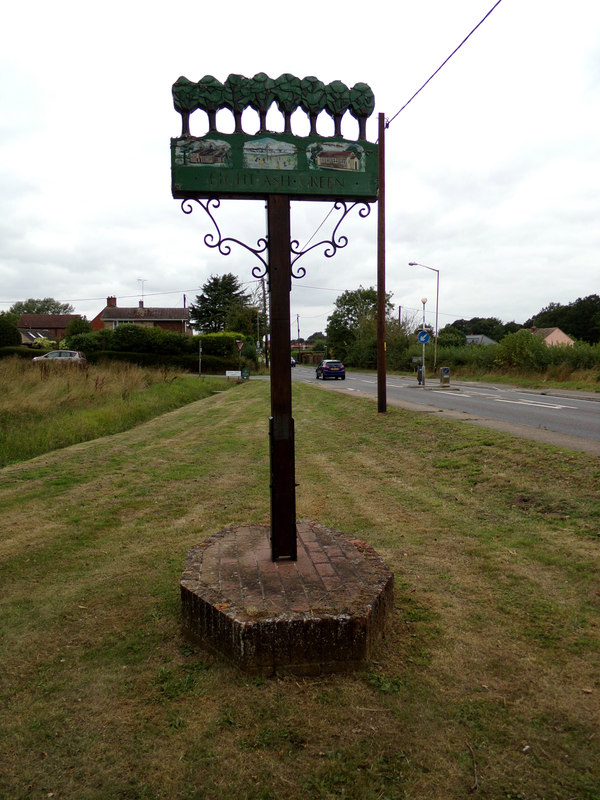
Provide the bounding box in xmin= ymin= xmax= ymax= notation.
xmin=431 ymin=391 xmax=576 ymax=410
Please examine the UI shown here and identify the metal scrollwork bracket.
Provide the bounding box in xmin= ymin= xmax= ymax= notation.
xmin=181 ymin=197 xmax=371 ymax=284
xmin=181 ymin=198 xmax=269 ymax=280
xmin=289 ymin=201 xmax=371 ymax=279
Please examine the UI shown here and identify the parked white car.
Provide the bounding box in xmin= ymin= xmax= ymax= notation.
xmin=33 ymin=350 xmax=87 ymax=365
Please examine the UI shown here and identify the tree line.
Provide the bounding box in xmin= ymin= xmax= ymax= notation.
xmin=2 ymin=283 xmax=599 ymax=375
xmin=324 ymin=288 xmax=600 ymax=372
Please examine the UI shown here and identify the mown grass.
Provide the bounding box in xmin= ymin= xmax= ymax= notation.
xmin=0 ymin=379 xmax=598 ymax=799
xmin=0 ymin=356 xmax=231 ymax=467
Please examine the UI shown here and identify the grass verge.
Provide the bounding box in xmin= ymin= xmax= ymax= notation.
xmin=1 ymin=380 xmax=598 ymax=799
xmin=0 ymin=357 xmax=231 ymax=467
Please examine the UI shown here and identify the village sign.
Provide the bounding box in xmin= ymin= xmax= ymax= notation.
xmin=171 ymin=72 xmax=380 ymax=561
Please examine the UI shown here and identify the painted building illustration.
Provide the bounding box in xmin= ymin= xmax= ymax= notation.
xmin=306 ymin=142 xmax=365 ymax=172
xmin=174 ymin=139 xmax=232 ymax=167
xmin=316 ymin=150 xmax=360 ymax=170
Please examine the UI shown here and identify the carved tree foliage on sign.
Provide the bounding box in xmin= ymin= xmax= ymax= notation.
xmin=172 ymin=73 xmax=376 ymax=140
xmin=274 ymin=73 xmax=303 ymax=134
xmin=224 ymin=74 xmax=253 ymax=133
xmin=299 ymin=76 xmax=327 ymax=135
xmin=325 ymin=80 xmax=350 ymax=137
xmin=349 ymin=83 xmax=375 ymax=140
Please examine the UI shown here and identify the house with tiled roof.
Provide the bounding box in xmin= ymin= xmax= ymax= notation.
xmin=91 ymin=297 xmax=192 ymax=336
xmin=531 ymin=327 xmax=574 ymax=346
xmin=465 ymin=334 xmax=497 ymax=346
xmin=17 ymin=314 xmax=81 ymax=344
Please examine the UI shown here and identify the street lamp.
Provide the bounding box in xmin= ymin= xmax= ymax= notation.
xmin=421 ymin=297 xmax=427 ymax=386
xmin=409 ymin=262 xmax=440 ymax=370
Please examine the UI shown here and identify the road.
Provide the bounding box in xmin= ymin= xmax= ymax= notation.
xmin=290 ymin=365 xmax=600 ymax=455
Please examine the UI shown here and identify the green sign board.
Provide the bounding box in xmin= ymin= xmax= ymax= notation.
xmin=170 ymin=73 xmax=378 ymax=202
xmin=171 ymin=132 xmax=378 ymax=201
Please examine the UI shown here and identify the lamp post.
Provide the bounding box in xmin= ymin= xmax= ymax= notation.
xmin=409 ymin=262 xmax=440 ymax=371
xmin=421 ymin=297 xmax=427 ymax=385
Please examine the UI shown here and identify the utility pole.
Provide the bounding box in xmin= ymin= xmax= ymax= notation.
xmin=376 ymin=112 xmax=387 ymax=413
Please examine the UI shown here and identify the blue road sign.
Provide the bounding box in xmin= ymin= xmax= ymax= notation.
xmin=417 ymin=331 xmax=430 ymax=344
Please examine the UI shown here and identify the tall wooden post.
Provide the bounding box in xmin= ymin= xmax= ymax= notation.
xmin=267 ymin=194 xmax=297 ymax=561
xmin=377 ymin=113 xmax=387 ymax=413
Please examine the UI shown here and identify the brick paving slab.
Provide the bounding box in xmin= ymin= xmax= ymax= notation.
xmin=181 ymin=521 xmax=394 ymax=675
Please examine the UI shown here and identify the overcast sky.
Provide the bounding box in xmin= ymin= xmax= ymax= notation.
xmin=2 ymin=0 xmax=599 ymax=337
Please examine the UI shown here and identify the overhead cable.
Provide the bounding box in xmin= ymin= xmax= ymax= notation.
xmin=386 ymin=0 xmax=504 ymax=127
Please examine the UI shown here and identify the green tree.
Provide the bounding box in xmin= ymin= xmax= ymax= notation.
xmin=0 ymin=315 xmax=21 ymax=346
xmin=527 ymin=294 xmax=600 ymax=344
xmin=437 ymin=325 xmax=467 ymax=347
xmin=189 ymin=274 xmax=251 ymax=333
xmin=65 ymin=317 xmax=91 ymax=338
xmin=326 ymin=286 xmax=392 ymax=365
xmin=0 ymin=310 xmax=19 ymax=327
xmin=385 ymin=318 xmax=412 ymax=370
xmin=10 ymin=298 xmax=75 ymax=315
xmin=225 ymin=304 xmax=265 ymax=339
xmin=450 ymin=317 xmax=506 ymax=342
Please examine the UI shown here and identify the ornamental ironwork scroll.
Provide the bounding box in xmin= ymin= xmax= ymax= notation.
xmin=171 ymin=73 xmax=378 ymax=202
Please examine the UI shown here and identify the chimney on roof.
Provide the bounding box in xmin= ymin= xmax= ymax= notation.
xmin=139 ymin=300 xmax=144 ymax=308
xmin=107 ymin=296 xmax=117 ymax=307
xmin=531 ymin=326 xmax=537 ymax=333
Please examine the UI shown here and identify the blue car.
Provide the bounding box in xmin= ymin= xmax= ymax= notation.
xmin=316 ymin=359 xmax=345 ymax=380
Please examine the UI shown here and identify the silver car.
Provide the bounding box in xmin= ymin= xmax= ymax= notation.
xmin=33 ymin=350 xmax=87 ymax=365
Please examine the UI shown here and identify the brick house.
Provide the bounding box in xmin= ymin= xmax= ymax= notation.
xmin=91 ymin=297 xmax=192 ymax=336
xmin=17 ymin=314 xmax=82 ymax=344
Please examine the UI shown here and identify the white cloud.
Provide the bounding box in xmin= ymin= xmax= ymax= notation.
xmin=1 ymin=0 xmax=599 ymax=335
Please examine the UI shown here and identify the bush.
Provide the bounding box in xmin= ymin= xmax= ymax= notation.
xmin=0 ymin=346 xmax=34 ymax=361
xmin=65 ymin=317 xmax=92 ymax=337
xmin=31 ymin=337 xmax=57 ymax=350
xmin=345 ymin=335 xmax=377 ymax=369
xmin=0 ymin=317 xmax=21 ymax=347
xmin=495 ymin=330 xmax=550 ymax=371
xmin=65 ymin=330 xmax=115 ymax=352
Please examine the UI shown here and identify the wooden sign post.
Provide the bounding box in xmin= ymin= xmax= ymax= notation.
xmin=171 ymin=73 xmax=380 ymax=560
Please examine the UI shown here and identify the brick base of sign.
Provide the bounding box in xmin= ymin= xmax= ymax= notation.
xmin=180 ymin=521 xmax=394 ymax=676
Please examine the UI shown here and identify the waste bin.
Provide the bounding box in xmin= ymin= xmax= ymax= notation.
xmin=439 ymin=367 xmax=450 ymax=386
